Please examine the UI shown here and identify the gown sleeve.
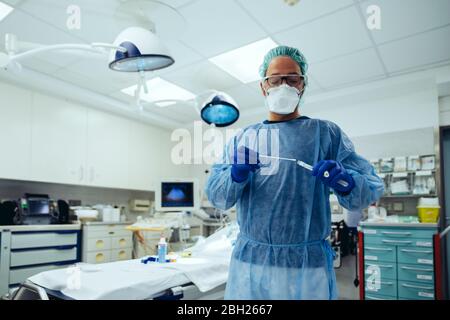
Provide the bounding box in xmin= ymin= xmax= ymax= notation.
xmin=204 ymin=137 xmax=252 ymax=210
xmin=327 ymin=122 xmax=385 ymax=210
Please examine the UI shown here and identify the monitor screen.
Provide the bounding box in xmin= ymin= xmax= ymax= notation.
xmin=27 ymin=198 xmax=50 ymax=215
xmin=161 ymin=182 xmax=194 ymax=208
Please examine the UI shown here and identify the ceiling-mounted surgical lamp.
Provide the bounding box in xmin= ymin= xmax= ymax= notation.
xmin=109 ymin=26 xmax=175 ymax=72
xmin=0 ymin=26 xmax=175 ymax=75
xmin=199 ymin=92 xmax=240 ymax=127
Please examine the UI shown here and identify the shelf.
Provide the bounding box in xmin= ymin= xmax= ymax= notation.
xmin=381 ymin=194 xmax=437 ymax=198
xmin=377 ymin=170 xmax=436 ymax=176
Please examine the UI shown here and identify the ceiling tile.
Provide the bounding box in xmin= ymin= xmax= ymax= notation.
xmin=309 ymin=48 xmax=385 ymax=88
xmin=236 ymin=0 xmax=354 ymax=34
xmin=378 ymin=25 xmax=450 ymax=73
xmin=273 ymin=6 xmax=372 ymax=64
xmin=225 ymin=84 xmax=264 ymax=110
xmin=360 ymin=0 xmax=450 ymax=44
xmin=178 ymin=0 xmax=267 ymax=57
xmin=163 ymin=60 xmax=242 ymax=95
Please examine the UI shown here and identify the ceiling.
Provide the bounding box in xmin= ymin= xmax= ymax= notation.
xmin=1 ymin=0 xmax=450 ymax=127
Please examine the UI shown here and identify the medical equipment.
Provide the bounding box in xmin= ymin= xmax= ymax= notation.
xmin=200 ymin=92 xmax=240 ymax=127
xmin=259 ymin=154 xmax=350 ymax=188
xmin=129 ymin=199 xmax=152 ymax=212
xmin=155 ymin=179 xmax=199 ymax=212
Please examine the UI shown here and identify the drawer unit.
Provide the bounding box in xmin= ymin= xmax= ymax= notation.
xmin=10 ymin=247 xmax=77 ymax=267
xmin=365 ymin=293 xmax=397 ymax=300
xmin=397 ymin=264 xmax=434 ymax=283
xmin=86 ymin=237 xmax=112 ymax=251
xmin=86 ymin=250 xmax=111 ymax=264
xmin=111 ymin=248 xmax=132 ymax=261
xmin=364 ymin=245 xmax=396 ymax=263
xmin=362 ymin=228 xmax=436 ymax=239
xmin=0 ymin=226 xmax=81 ymax=296
xmin=365 ymin=262 xmax=396 ymax=280
xmin=11 ymin=231 xmax=78 ymax=249
xmin=111 ymin=236 xmax=132 ymax=249
xmin=364 ymin=236 xmax=433 ymax=248
xmin=398 ymin=281 xmax=435 ymax=300
xmin=82 ymin=223 xmax=132 ymax=264
xmin=397 ymin=247 xmax=434 ymax=266
xmin=9 ymin=264 xmax=65 ymax=285
xmin=365 ymin=278 xmax=397 ymax=298
xmin=361 ymin=223 xmax=438 ymax=300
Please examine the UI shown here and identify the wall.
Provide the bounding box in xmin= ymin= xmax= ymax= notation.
xmin=440 ymin=96 xmax=450 ymax=126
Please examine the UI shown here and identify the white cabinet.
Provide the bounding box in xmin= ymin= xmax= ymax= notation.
xmin=86 ymin=109 xmax=130 ymax=188
xmin=0 ymin=82 xmax=32 ymax=180
xmin=128 ymin=122 xmax=163 ymax=191
xmin=82 ymin=223 xmax=133 ymax=264
xmin=30 ymin=93 xmax=88 ymax=185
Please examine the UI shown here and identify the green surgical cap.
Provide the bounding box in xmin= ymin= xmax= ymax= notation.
xmin=259 ymin=45 xmax=308 ymax=78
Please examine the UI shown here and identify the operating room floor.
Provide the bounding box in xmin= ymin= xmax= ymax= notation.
xmin=335 ymin=254 xmax=360 ymax=300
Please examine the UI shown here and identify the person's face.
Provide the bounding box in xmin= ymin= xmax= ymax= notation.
xmin=260 ymin=56 xmax=304 ymax=97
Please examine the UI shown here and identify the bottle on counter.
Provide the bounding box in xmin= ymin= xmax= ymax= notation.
xmin=158 ymin=236 xmax=167 ymax=263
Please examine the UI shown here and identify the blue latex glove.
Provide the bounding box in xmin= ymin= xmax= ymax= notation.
xmin=312 ymin=160 xmax=355 ymax=194
xmin=231 ymin=146 xmax=260 ymax=183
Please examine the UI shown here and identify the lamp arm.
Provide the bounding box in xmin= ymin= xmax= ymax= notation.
xmin=9 ymin=44 xmax=105 ymax=62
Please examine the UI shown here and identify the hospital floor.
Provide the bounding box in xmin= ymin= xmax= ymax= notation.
xmin=335 ymin=253 xmax=360 ymax=300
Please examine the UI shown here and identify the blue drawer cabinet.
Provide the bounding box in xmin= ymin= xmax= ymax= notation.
xmin=398 ymin=281 xmax=435 ymax=300
xmin=360 ymin=223 xmax=437 ymax=300
xmin=398 ymin=264 xmax=434 ymax=283
xmin=397 ymin=247 xmax=434 ymax=266
xmin=365 ymin=262 xmax=397 ymax=279
xmin=364 ymin=245 xmax=396 ymax=263
xmin=0 ymin=226 xmax=81 ymax=296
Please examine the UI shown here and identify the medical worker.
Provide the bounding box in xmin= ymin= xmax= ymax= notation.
xmin=205 ymin=46 xmax=384 ymax=300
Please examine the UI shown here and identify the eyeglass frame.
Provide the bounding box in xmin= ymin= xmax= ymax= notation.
xmin=261 ymin=73 xmax=308 ymax=91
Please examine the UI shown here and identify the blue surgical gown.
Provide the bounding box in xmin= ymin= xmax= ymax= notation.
xmin=205 ymin=116 xmax=384 ymax=300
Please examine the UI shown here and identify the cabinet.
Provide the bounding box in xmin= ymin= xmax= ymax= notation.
xmin=360 ymin=223 xmax=438 ymax=300
xmin=0 ymin=225 xmax=81 ymax=296
xmin=31 ymin=93 xmax=88 ymax=185
xmin=128 ymin=122 xmax=162 ymax=191
xmin=82 ymin=222 xmax=133 ymax=264
xmin=0 ymin=82 xmax=33 ymax=180
xmin=0 ymin=82 xmax=181 ymax=191
xmin=86 ymin=109 xmax=130 ymax=188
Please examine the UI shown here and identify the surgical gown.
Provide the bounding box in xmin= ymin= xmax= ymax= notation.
xmin=205 ymin=116 xmax=384 ymax=300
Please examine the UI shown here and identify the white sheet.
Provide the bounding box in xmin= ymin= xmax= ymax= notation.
xmin=28 ymin=223 xmax=238 ymax=300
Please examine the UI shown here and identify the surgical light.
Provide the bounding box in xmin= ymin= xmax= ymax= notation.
xmin=109 ymin=27 xmax=174 ymax=72
xmin=200 ymin=92 xmax=240 ymax=127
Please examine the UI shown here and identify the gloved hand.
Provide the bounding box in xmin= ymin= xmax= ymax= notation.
xmin=231 ymin=146 xmax=260 ymax=183
xmin=312 ymin=160 xmax=355 ymax=194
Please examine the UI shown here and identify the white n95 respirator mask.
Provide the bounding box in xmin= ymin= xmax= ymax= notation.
xmin=265 ymin=84 xmax=302 ymax=115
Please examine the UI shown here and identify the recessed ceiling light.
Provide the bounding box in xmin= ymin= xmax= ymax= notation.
xmin=209 ymin=38 xmax=278 ymax=83
xmin=0 ymin=1 xmax=14 ymax=22
xmin=121 ymin=77 xmax=196 ymax=105
xmin=155 ymin=101 xmax=177 ymax=108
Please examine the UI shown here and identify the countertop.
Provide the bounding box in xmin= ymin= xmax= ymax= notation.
xmin=359 ymin=221 xmax=438 ymax=228
xmin=81 ymin=221 xmax=133 ymax=226
xmin=0 ymin=223 xmax=82 ymax=232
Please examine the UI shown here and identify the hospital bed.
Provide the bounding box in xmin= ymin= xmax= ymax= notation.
xmin=6 ymin=223 xmax=238 ymax=300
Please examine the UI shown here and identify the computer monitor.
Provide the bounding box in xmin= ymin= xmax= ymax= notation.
xmin=155 ymin=179 xmax=199 ymax=212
